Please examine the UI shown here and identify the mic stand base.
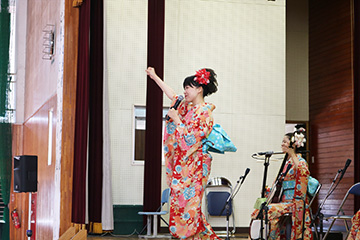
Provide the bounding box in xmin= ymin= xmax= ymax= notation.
xmin=256 ymin=202 xmax=269 ymax=240
xmin=310 ymin=170 xmax=342 ymax=240
xmin=225 ymin=203 xmax=231 ymax=240
xmin=220 ymin=175 xmax=245 ymax=240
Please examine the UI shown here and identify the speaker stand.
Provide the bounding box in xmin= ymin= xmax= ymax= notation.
xmin=27 ymin=192 xmax=32 ymax=240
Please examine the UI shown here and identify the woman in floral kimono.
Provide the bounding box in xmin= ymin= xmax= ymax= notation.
xmin=251 ymin=130 xmax=313 ymax=240
xmin=347 ymin=210 xmax=360 ymax=240
xmin=146 ymin=67 xmax=221 ymax=239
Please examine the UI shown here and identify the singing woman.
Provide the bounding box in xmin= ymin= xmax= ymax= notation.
xmin=146 ymin=67 xmax=220 ymax=239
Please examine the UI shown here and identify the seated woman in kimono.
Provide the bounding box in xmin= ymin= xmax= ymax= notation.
xmin=347 ymin=210 xmax=360 ymax=240
xmin=251 ymin=130 xmax=313 ymax=240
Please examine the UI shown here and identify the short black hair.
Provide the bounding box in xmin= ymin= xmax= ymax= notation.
xmin=183 ymin=68 xmax=218 ymax=97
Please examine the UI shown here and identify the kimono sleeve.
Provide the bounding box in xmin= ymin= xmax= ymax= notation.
xmin=174 ymin=108 xmax=213 ymax=154
xmin=294 ymin=158 xmax=310 ymax=198
xmin=292 ymin=157 xmax=310 ymax=239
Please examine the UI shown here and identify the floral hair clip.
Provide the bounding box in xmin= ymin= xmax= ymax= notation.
xmin=291 ymin=128 xmax=306 ymax=148
xmin=194 ymin=69 xmax=210 ymax=85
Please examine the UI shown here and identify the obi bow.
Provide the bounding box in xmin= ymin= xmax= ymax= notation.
xmin=202 ymin=124 xmax=237 ymax=154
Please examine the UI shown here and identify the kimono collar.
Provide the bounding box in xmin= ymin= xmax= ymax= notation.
xmin=190 ymin=102 xmax=215 ymax=112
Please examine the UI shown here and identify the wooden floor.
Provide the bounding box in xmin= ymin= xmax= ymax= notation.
xmin=87 ymin=232 xmax=249 ymax=239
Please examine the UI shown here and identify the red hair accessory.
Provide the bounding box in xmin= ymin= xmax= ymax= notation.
xmin=194 ymin=69 xmax=210 ymax=85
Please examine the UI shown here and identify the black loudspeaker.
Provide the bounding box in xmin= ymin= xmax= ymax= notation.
xmin=13 ymin=155 xmax=38 ymax=193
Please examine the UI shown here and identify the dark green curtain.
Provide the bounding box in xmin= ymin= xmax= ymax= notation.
xmin=0 ymin=0 xmax=12 ymax=239
xmin=0 ymin=124 xmax=11 ymax=240
xmin=0 ymin=0 xmax=10 ymax=116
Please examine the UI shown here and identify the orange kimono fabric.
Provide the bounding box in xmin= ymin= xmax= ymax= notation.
xmin=163 ymin=95 xmax=220 ymax=239
xmin=251 ymin=156 xmax=313 ymax=240
xmin=347 ymin=210 xmax=360 ymax=240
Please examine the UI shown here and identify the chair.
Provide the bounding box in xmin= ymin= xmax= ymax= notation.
xmin=205 ymin=177 xmax=236 ymax=236
xmin=138 ymin=188 xmax=171 ymax=239
xmin=309 ymin=182 xmax=322 ymax=208
xmin=322 ymin=182 xmax=360 ymax=240
xmin=308 ymin=183 xmax=322 ymax=239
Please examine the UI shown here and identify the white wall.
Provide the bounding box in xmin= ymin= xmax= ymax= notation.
xmin=105 ymin=0 xmax=148 ymax=205
xmin=106 ymin=0 xmax=286 ymax=227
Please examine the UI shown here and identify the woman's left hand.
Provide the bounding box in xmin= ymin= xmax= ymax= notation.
xmin=167 ymin=108 xmax=181 ymax=124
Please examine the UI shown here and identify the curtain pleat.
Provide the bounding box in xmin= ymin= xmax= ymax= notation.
xmin=143 ymin=0 xmax=165 ymax=223
xmin=73 ymin=0 xmax=111 ymax=229
xmin=102 ymin=78 xmax=114 ymax=230
xmin=102 ymin=0 xmax=114 ymax=228
xmin=88 ymin=0 xmax=104 ymax=231
xmin=354 ymin=0 xmax=360 ymax=211
xmin=72 ymin=0 xmax=91 ymax=224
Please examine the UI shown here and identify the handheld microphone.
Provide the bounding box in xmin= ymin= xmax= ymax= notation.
xmin=240 ymin=168 xmax=250 ymax=184
xmin=165 ymin=95 xmax=184 ymax=121
xmin=339 ymin=159 xmax=351 ymax=181
xmin=257 ymin=151 xmax=283 ymax=156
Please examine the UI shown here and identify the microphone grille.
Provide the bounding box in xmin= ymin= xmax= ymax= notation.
xmin=178 ymin=95 xmax=184 ymax=100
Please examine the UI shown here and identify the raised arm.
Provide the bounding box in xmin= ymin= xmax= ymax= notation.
xmin=146 ymin=67 xmax=176 ymax=100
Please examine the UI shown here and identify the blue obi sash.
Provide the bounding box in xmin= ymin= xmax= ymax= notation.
xmin=282 ymin=176 xmax=320 ymax=201
xmin=202 ymin=124 xmax=237 ymax=154
xmin=282 ymin=180 xmax=296 ymax=200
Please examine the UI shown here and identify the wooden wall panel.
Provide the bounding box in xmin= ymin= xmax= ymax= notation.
xmin=23 ymin=96 xmax=57 ymax=240
xmin=9 ymin=0 xmax=62 ymax=238
xmin=309 ymin=0 xmax=355 ymax=217
xmin=9 ymin=95 xmax=57 ymax=240
xmin=26 ymin=96 xmax=56 ymax=240
xmin=24 ymin=0 xmax=61 ymax=120
xmin=60 ymin=0 xmax=79 ymax=236
xmin=9 ymin=1 xmax=79 ymax=238
xmin=9 ymin=124 xmax=25 ymax=240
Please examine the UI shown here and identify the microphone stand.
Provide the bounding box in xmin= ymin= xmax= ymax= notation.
xmin=261 ymin=153 xmax=272 ymax=198
xmin=219 ymin=174 xmax=245 ymax=240
xmin=258 ymin=153 xmax=272 ymax=240
xmin=256 ymin=172 xmax=285 ymax=240
xmin=256 ymin=152 xmax=287 ymax=240
xmin=252 ymin=152 xmax=290 ymax=240
xmin=311 ymin=169 xmax=342 ymax=240
xmin=251 ymin=152 xmax=284 ymax=240
xmin=256 ymin=201 xmax=269 ymax=240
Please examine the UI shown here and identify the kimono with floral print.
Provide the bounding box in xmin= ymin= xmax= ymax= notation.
xmin=347 ymin=210 xmax=360 ymax=240
xmin=163 ymin=95 xmax=220 ymax=239
xmin=251 ymin=155 xmax=313 ymax=240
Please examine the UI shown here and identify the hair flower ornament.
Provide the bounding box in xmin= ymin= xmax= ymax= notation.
xmin=291 ymin=128 xmax=306 ymax=148
xmin=194 ymin=69 xmax=210 ymax=85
